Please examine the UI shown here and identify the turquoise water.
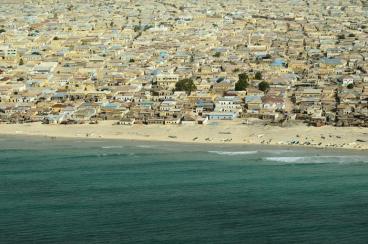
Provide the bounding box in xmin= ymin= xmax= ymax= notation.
xmin=1 ymin=136 xmax=368 ymax=243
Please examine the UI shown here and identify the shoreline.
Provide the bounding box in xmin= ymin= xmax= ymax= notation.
xmin=2 ymin=134 xmax=367 ymax=156
xmin=0 ymin=121 xmax=367 ymax=151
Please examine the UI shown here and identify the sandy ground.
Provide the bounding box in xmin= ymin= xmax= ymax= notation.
xmin=0 ymin=120 xmax=367 ymax=150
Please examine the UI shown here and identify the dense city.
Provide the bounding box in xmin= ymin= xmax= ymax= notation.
xmin=0 ymin=0 xmax=367 ymax=127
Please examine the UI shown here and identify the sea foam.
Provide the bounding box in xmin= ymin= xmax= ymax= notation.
xmin=264 ymin=156 xmax=368 ymax=164
xmin=208 ymin=150 xmax=258 ymax=156
xmin=136 ymin=145 xmax=155 ymax=149
xmin=101 ymin=146 xmax=124 ymax=149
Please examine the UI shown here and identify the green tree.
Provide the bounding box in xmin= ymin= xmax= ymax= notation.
xmin=0 ymin=29 xmax=5 ymax=33
xmin=213 ymin=52 xmax=221 ymax=58
xmin=258 ymin=81 xmax=270 ymax=92
xmin=235 ymin=73 xmax=249 ymax=91
xmin=143 ymin=25 xmax=153 ymax=31
xmin=238 ymin=73 xmax=248 ymax=82
xmin=19 ymin=58 xmax=24 ymax=66
xmin=190 ymin=55 xmax=194 ymax=63
xmin=337 ymin=34 xmax=345 ymax=40
xmin=175 ymin=79 xmax=196 ymax=95
xmin=233 ymin=68 xmax=240 ymax=73
xmin=133 ymin=25 xmax=141 ymax=32
xmin=347 ymin=83 xmax=354 ymax=89
xmin=255 ymin=71 xmax=262 ymax=80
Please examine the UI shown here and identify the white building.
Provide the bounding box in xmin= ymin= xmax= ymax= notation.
xmin=342 ymin=76 xmax=354 ymax=86
xmin=33 ymin=62 xmax=58 ymax=74
xmin=0 ymin=46 xmax=17 ymax=57
xmin=155 ymin=73 xmax=179 ymax=88
xmin=214 ymin=97 xmax=242 ymax=115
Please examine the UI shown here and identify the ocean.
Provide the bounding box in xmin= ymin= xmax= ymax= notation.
xmin=1 ymin=136 xmax=368 ymax=243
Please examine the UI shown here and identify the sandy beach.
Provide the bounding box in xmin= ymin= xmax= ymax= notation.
xmin=0 ymin=120 xmax=367 ymax=150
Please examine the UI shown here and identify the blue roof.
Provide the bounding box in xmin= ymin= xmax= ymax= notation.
xmin=196 ymin=100 xmax=204 ymax=106
xmin=245 ymin=95 xmax=262 ymax=103
xmin=321 ymin=57 xmax=342 ymax=65
xmin=160 ymin=51 xmax=168 ymax=56
xmin=151 ymin=69 xmax=161 ymax=75
xmin=42 ymin=89 xmax=56 ymax=94
xmin=208 ymin=112 xmax=236 ymax=117
xmin=271 ymin=58 xmax=287 ymax=67
xmin=196 ymin=100 xmax=213 ymax=106
xmin=52 ymin=92 xmax=67 ymax=98
xmin=110 ymin=45 xmax=122 ymax=50
xmin=213 ymin=47 xmax=227 ymax=52
xmin=140 ymin=100 xmax=154 ymax=105
xmin=102 ymin=103 xmax=119 ymax=109
xmin=255 ymin=52 xmax=269 ymax=59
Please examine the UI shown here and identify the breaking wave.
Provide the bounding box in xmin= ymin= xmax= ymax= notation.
xmin=136 ymin=145 xmax=155 ymax=149
xmin=98 ymin=153 xmax=122 ymax=157
xmin=101 ymin=146 xmax=124 ymax=149
xmin=208 ymin=150 xmax=258 ymax=156
xmin=264 ymin=156 xmax=368 ymax=164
